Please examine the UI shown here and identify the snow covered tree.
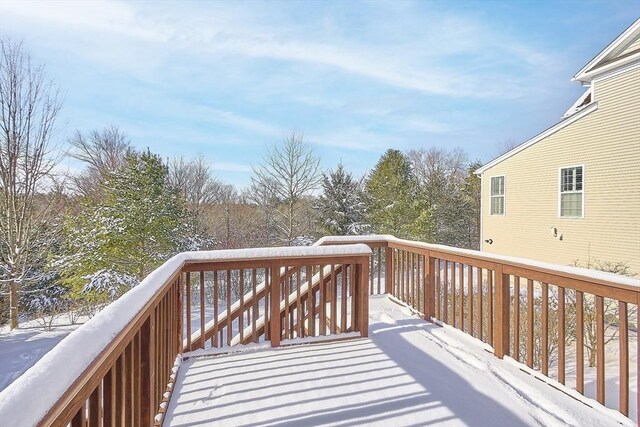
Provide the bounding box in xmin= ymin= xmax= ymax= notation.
xmin=364 ymin=150 xmax=423 ymax=238
xmin=0 ymin=38 xmax=63 ymax=329
xmin=316 ymin=163 xmax=369 ymax=236
xmin=60 ymin=150 xmax=186 ymax=301
xmin=251 ymin=132 xmax=321 ymax=245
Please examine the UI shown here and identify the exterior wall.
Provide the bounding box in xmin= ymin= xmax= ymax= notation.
xmin=481 ymin=65 xmax=640 ymax=275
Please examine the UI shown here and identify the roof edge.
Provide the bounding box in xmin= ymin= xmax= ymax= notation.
xmin=475 ymin=101 xmax=599 ymax=175
xmin=573 ymin=18 xmax=640 ymax=82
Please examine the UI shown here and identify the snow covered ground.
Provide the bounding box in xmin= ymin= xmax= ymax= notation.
xmin=0 ymin=315 xmax=86 ymax=392
xmin=164 ymin=295 xmax=631 ymax=427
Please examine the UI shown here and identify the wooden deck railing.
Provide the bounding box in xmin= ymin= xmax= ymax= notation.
xmin=0 ymin=245 xmax=371 ymax=427
xmin=1 ymin=235 xmax=637 ymax=425
xmin=317 ymin=235 xmax=640 ymax=423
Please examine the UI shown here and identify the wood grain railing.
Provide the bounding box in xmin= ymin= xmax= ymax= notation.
xmin=0 ymin=245 xmax=371 ymax=427
xmin=318 ymin=235 xmax=640 ymax=423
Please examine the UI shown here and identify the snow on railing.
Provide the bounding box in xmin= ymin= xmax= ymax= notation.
xmin=0 ymin=244 xmax=371 ymax=427
xmin=323 ymin=235 xmax=639 ymax=422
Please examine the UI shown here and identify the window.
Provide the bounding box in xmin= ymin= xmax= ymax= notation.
xmin=490 ymin=176 xmax=505 ymax=215
xmin=559 ymin=166 xmax=583 ymax=217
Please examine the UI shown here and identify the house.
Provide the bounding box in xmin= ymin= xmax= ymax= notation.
xmin=476 ymin=19 xmax=640 ymax=275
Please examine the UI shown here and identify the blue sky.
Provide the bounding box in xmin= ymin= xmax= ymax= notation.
xmin=1 ymin=0 xmax=638 ymax=187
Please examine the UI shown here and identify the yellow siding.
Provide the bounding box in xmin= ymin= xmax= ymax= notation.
xmin=481 ymin=66 xmax=640 ymax=275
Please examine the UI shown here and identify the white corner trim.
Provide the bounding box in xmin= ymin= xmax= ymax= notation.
xmin=573 ymin=18 xmax=640 ymax=82
xmin=475 ymin=102 xmax=599 ymax=175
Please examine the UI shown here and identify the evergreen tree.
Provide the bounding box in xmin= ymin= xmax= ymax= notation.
xmin=316 ymin=163 xmax=369 ymax=236
xmin=60 ymin=150 xmax=186 ymax=300
xmin=364 ymin=150 xmax=424 ymax=238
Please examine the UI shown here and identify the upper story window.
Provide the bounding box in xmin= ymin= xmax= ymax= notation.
xmin=559 ymin=166 xmax=583 ymax=218
xmin=490 ymin=176 xmax=505 ymax=215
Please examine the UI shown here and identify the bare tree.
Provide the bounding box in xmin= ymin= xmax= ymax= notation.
xmin=251 ymin=132 xmax=321 ymax=245
xmin=494 ymin=138 xmax=520 ymax=157
xmin=168 ymin=155 xmax=221 ymax=235
xmin=68 ymin=125 xmax=130 ymax=198
xmin=0 ymin=38 xmax=63 ymax=329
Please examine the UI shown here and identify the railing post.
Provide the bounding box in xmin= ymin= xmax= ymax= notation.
xmin=425 ymin=253 xmax=435 ymax=321
xmin=357 ymin=256 xmax=370 ymax=338
xmin=385 ymin=246 xmax=393 ymax=295
xmin=494 ymin=264 xmax=510 ymax=359
xmin=177 ymin=273 xmax=183 ymax=354
xmin=140 ymin=313 xmax=155 ymax=425
xmin=270 ymin=264 xmax=281 ymax=347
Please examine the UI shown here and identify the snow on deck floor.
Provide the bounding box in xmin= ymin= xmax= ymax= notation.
xmin=164 ymin=295 xmax=632 ymax=427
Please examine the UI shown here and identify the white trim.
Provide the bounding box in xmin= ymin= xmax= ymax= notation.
xmin=576 ymin=52 xmax=640 ymax=83
xmin=558 ymin=164 xmax=585 ymax=219
xmin=573 ymin=18 xmax=640 ymax=82
xmin=591 ymin=59 xmax=640 ymax=84
xmin=489 ymin=175 xmax=505 ymax=216
xmin=475 ymin=102 xmax=598 ymax=175
xmin=562 ymin=87 xmax=592 ymax=119
xmin=479 ymin=177 xmax=484 ymax=249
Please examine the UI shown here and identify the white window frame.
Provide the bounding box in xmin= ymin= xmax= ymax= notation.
xmin=490 ymin=175 xmax=505 ymax=216
xmin=558 ymin=165 xmax=585 ymax=219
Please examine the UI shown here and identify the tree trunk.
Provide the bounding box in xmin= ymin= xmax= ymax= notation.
xmin=9 ymin=281 xmax=18 ymax=329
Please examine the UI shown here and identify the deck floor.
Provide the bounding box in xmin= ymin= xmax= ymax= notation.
xmin=164 ymin=295 xmax=629 ymax=427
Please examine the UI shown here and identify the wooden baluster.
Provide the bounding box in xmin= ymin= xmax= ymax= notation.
xmin=494 ymin=266 xmax=510 ymax=359
xmin=284 ymin=267 xmax=290 ymax=339
xmin=212 ymin=271 xmax=219 ymax=347
xmin=596 ymin=295 xmax=605 ymax=404
xmin=425 ymin=255 xmax=434 ymax=320
xmin=115 ymin=354 xmax=124 ymax=425
xmin=88 ymin=382 xmax=101 ymax=427
xmin=125 ymin=342 xmax=133 ymax=425
xmin=413 ymin=253 xmax=417 ymax=309
xmin=576 ymin=290 xmax=584 ymax=394
xmin=452 ymin=262 xmax=457 ymax=328
xmin=252 ymin=269 xmax=258 ymax=342
xmin=377 ymin=248 xmax=382 ymax=295
xmin=239 ymin=269 xmax=245 ymax=343
xmin=270 ymin=264 xmax=281 ymax=347
xmin=133 ymin=337 xmax=140 ymax=425
xmin=458 ymin=263 xmax=464 ymax=332
xmin=477 ymin=267 xmax=483 ymax=341
xmin=200 ymin=271 xmax=206 ymax=350
xmin=619 ymin=300 xmax=628 ymax=416
xmin=104 ymin=367 xmax=115 ymax=427
xmin=341 ymin=263 xmax=347 ymax=332
xmin=331 ymin=264 xmax=337 ymax=334
xmin=264 ymin=268 xmax=270 ymax=341
xmin=541 ymin=282 xmax=549 ymax=375
xmin=513 ymin=276 xmax=520 ymax=362
xmin=186 ymin=273 xmax=191 ymax=351
xmin=296 ymin=267 xmax=302 ymax=337
xmin=226 ymin=270 xmax=232 ymax=346
xmin=526 ymin=279 xmax=534 ymax=368
xmin=320 ymin=264 xmax=327 ymax=335
xmin=71 ymin=404 xmax=86 ymax=427
xmin=358 ymin=258 xmax=369 ymax=338
xmin=488 ymin=270 xmax=494 ymax=347
xmin=435 ymin=259 xmax=441 ymax=320
xmin=443 ymin=261 xmax=449 ymax=324
xmin=307 ymin=265 xmax=315 ymax=336
xmin=468 ymin=265 xmax=473 ymax=336
xmin=558 ymin=286 xmax=565 ymax=384
xmin=385 ymin=246 xmax=393 ymax=295
xmin=370 ymin=251 xmax=374 ymax=294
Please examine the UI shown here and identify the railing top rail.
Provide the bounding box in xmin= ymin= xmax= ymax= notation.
xmin=183 ymin=244 xmax=372 ymax=267
xmin=0 ymin=243 xmax=371 ymax=426
xmin=317 ymin=235 xmax=640 ymax=291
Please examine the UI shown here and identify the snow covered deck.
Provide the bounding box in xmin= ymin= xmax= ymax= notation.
xmin=164 ymin=295 xmax=630 ymax=427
